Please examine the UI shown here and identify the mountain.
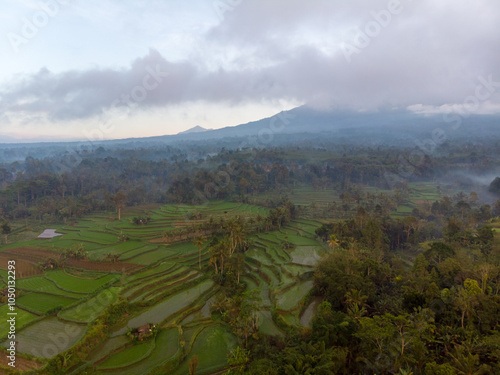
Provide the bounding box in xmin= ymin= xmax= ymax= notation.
xmin=157 ymin=106 xmax=500 ymax=146
xmin=2 ymin=106 xmax=500 ymax=162
xmin=178 ymin=125 xmax=209 ymax=134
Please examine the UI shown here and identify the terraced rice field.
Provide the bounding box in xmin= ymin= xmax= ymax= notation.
xmin=87 ymin=335 xmax=130 ymax=364
xmin=0 ymin=201 xmax=326 ymax=373
xmin=276 ymin=280 xmax=314 ymax=311
xmin=290 ymin=246 xmax=322 ymax=266
xmin=115 ymin=279 xmax=214 ymax=334
xmin=45 ymin=270 xmax=120 ymax=294
xmin=0 ymin=305 xmax=41 ymax=339
xmin=16 ymin=293 xmax=77 ymax=315
xmin=97 ymin=339 xmax=156 ymax=370
xmin=58 ymin=287 xmax=122 ymax=323
xmin=392 ymin=182 xmax=442 ymax=218
xmin=2 ymin=317 xmax=86 ymax=358
xmin=17 ymin=275 xmax=86 ymax=299
xmin=95 ymin=328 xmax=179 ymax=375
xmin=171 ymin=325 xmax=238 ymax=375
xmin=258 ymin=310 xmax=284 ymax=336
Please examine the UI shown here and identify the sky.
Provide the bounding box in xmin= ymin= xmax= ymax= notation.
xmin=0 ymin=0 xmax=499 ymax=142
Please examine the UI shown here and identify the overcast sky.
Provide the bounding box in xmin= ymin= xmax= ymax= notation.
xmin=1 ymin=0 xmax=499 ymax=142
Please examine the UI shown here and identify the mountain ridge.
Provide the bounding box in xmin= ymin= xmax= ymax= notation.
xmin=2 ymin=106 xmax=500 ymax=147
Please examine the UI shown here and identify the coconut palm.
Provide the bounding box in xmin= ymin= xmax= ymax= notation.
xmin=328 ymin=234 xmax=339 ymax=249
xmin=193 ymin=235 xmax=206 ymax=270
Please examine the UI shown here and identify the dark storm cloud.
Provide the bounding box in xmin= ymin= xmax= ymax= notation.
xmin=1 ymin=0 xmax=500 ymax=121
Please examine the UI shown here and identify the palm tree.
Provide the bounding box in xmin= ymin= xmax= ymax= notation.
xmin=345 ymin=289 xmax=368 ymax=320
xmin=233 ymin=252 xmax=245 ymax=284
xmin=209 ymin=245 xmax=220 ymax=274
xmin=328 ymin=234 xmax=339 ymax=249
xmin=229 ymin=218 xmax=246 ymax=256
xmin=218 ymin=237 xmax=231 ymax=274
xmin=193 ymin=235 xmax=206 ymax=270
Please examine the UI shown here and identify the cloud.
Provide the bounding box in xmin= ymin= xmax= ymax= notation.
xmin=1 ymin=0 xmax=500 ymax=123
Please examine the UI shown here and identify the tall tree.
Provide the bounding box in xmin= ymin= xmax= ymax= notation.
xmin=1 ymin=221 xmax=11 ymax=243
xmin=113 ymin=190 xmax=127 ymax=220
xmin=193 ymin=235 xmax=206 ymax=270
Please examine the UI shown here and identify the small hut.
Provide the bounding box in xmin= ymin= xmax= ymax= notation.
xmin=131 ymin=324 xmax=156 ymax=340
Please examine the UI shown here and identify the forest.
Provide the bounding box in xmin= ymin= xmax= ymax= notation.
xmin=0 ymin=134 xmax=500 ymax=375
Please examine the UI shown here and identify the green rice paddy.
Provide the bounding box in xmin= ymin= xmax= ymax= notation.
xmin=0 ymin=200 xmax=329 ymax=373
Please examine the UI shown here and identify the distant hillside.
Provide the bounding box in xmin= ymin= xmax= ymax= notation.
xmin=1 ymin=106 xmax=500 ymax=162
xmin=158 ymin=105 xmax=500 ymax=145
xmin=178 ymin=126 xmax=209 ymax=134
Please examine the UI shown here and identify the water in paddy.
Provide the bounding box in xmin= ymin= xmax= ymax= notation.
xmin=299 ymin=296 xmax=323 ymax=326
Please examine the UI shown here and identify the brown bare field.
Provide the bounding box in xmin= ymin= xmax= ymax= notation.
xmin=0 ymin=349 xmax=44 ymax=371
xmin=0 ymin=256 xmax=42 ymax=278
xmin=0 ymin=248 xmax=143 ymax=274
